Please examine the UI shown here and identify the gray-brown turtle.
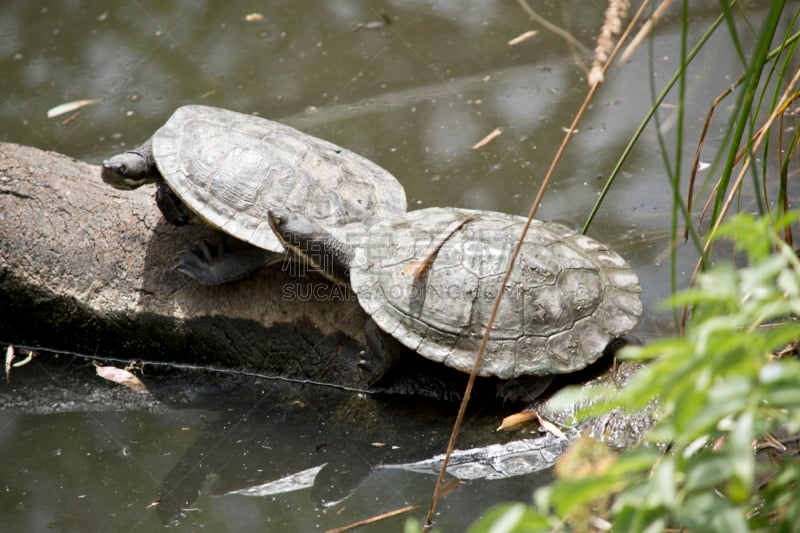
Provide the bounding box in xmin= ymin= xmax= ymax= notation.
xmin=101 ymin=105 xmax=406 ymax=284
xmin=269 ymin=206 xmax=642 ymax=388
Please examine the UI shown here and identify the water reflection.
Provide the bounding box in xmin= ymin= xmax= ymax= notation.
xmin=155 ymin=385 xmax=435 ymax=525
xmin=0 ymin=361 xmax=550 ymax=531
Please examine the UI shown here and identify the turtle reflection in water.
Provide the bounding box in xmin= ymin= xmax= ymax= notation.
xmin=101 ymin=105 xmax=406 ymax=284
xmin=270 ymin=206 xmax=642 ymax=400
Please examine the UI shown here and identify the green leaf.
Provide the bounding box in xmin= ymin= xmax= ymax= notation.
xmin=684 ymin=452 xmax=732 ymax=492
xmin=612 ymin=447 xmax=664 ymax=473
xmin=549 ymin=475 xmax=621 ymax=517
xmin=676 ymin=493 xmax=749 ymax=533
xmin=675 ymin=380 xmax=749 ymax=445
xmin=726 ymin=411 xmax=754 ymax=504
xmin=404 ymin=517 xmax=425 ymax=533
xmin=611 ymin=497 xmax=668 ymax=533
xmin=466 ymin=503 xmax=552 ymax=533
xmin=644 ymin=456 xmax=677 ymax=509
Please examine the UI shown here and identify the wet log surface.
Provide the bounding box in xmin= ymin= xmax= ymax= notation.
xmin=0 ymin=141 xmax=376 ymax=390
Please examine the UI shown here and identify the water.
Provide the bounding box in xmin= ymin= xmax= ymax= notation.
xmin=0 ymin=0 xmax=786 ymax=530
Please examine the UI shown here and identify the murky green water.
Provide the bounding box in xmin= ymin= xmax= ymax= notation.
xmin=1 ymin=0 xmax=787 ymax=530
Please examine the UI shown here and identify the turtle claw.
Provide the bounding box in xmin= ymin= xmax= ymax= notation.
xmin=356 ymin=355 xmax=385 ymax=386
xmin=176 ymin=238 xmax=284 ymax=285
xmin=175 ymin=240 xmax=225 ymax=284
xmin=358 ymin=319 xmax=402 ymax=386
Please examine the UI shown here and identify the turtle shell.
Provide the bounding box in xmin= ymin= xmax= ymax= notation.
xmin=152 ymin=105 xmax=406 ymax=251
xmin=349 ymin=208 xmax=642 ymax=379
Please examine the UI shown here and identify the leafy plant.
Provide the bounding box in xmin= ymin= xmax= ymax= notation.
xmin=468 ymin=212 xmax=800 ymax=532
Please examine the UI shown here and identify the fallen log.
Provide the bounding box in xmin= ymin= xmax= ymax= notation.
xmin=0 ymin=141 xmax=654 ymax=430
xmin=0 ymin=142 xmax=657 ymax=496
xmin=0 ymin=142 xmax=376 ymax=389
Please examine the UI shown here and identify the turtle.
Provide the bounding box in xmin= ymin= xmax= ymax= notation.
xmin=267 ymin=206 xmax=642 ymax=392
xmin=101 ymin=105 xmax=407 ymax=284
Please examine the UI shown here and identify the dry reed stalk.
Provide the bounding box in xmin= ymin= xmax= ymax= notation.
xmin=620 ymin=0 xmax=674 ymax=64
xmin=589 ymin=0 xmax=631 ymax=86
xmin=325 ymin=505 xmax=418 ymax=533
xmin=424 ymin=2 xmax=652 ymax=528
xmin=681 ymin=64 xmax=800 ymax=331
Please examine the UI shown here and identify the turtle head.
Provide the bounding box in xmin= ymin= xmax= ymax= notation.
xmin=268 ymin=208 xmax=354 ymax=286
xmin=101 ymin=145 xmax=158 ymax=190
xmin=268 ymin=208 xmax=319 ymax=252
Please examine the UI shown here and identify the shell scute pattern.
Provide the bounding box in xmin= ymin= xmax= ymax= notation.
xmin=350 ymin=207 xmax=642 ymax=378
xmin=152 ymin=105 xmax=406 ymax=252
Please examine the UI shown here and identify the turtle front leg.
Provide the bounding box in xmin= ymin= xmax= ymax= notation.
xmin=155 ymin=182 xmax=195 ymax=226
xmin=176 ymin=237 xmax=285 ymax=284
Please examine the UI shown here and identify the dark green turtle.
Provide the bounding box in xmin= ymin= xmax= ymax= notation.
xmin=268 ymin=206 xmax=642 ymax=386
xmin=101 ymin=105 xmax=406 ymax=284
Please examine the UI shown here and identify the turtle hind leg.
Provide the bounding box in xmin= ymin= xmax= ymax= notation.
xmin=358 ymin=318 xmax=402 ymax=386
xmin=176 ymin=237 xmax=284 ymax=284
xmin=496 ymin=375 xmax=553 ymax=404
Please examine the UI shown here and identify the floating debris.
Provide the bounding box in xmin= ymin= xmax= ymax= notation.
xmin=4 ymin=345 xmax=12 ymax=383
xmin=508 ymin=30 xmax=539 ymax=46
xmin=244 ymin=12 xmax=263 ymax=22
xmin=95 ymin=363 xmax=148 ymax=394
xmin=471 ymin=127 xmax=502 ymax=150
xmin=498 ymin=409 xmax=567 ymax=439
xmin=536 ymin=411 xmax=568 ymax=440
xmin=352 ymin=13 xmax=390 ymax=31
xmin=497 ymin=409 xmax=538 ymax=432
xmin=47 ymin=98 xmax=103 ymax=119
xmin=5 ymin=345 xmax=36 ymax=383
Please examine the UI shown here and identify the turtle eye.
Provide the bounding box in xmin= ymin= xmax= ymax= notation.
xmin=118 ymin=164 xmax=127 ymax=173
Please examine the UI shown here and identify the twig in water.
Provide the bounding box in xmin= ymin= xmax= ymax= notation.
xmin=471 ymin=127 xmax=502 ymax=150
xmin=508 ymin=30 xmax=539 ymax=46
xmin=325 ymin=505 xmax=418 ymax=533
